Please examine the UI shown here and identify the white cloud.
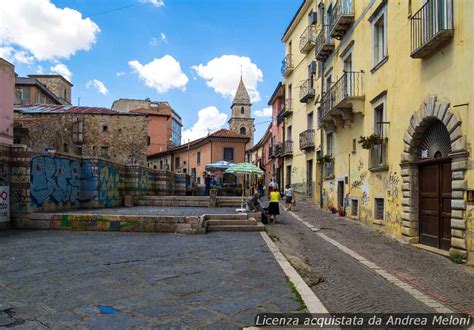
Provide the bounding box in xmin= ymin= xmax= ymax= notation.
xmin=254 ymin=107 xmax=272 ymax=118
xmin=160 ymin=33 xmax=167 ymax=42
xmin=116 ymin=71 xmax=126 ymax=77
xmin=0 ymin=0 xmax=100 ymax=61
xmin=0 ymin=47 xmax=14 ymax=62
xmin=182 ymin=106 xmax=228 ymax=143
xmin=0 ymin=46 xmax=33 ymax=64
xmin=36 ymin=65 xmax=44 ymax=74
xmin=128 ymin=55 xmax=189 ymax=93
xmin=50 ymin=63 xmax=72 ymax=82
xmin=192 ymin=55 xmax=263 ymax=102
xmin=149 ymin=33 xmax=167 ymax=47
xmin=13 ymin=51 xmax=34 ymax=64
xmin=86 ymin=79 xmax=109 ymax=95
xmin=141 ymin=0 xmax=165 ymax=7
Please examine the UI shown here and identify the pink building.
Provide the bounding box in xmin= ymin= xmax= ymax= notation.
xmin=0 ymin=58 xmax=14 ymax=145
xmin=268 ymin=82 xmax=285 ymax=189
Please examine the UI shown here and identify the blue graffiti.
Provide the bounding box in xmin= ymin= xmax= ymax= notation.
xmin=30 ymin=156 xmax=96 ymax=208
xmin=98 ymin=161 xmax=120 ymax=207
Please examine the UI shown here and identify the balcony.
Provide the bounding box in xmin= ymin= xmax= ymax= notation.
xmin=281 ymin=140 xmax=293 ymax=157
xmin=281 ymin=54 xmax=294 ymax=77
xmin=315 ymin=26 xmax=335 ymax=61
xmin=278 ymin=98 xmax=293 ymax=119
xmin=369 ymin=140 xmax=388 ymax=171
xmin=299 ymin=79 xmax=316 ymax=103
xmin=299 ymin=25 xmax=316 ymax=54
xmin=299 ymin=129 xmax=315 ymax=151
xmin=329 ymin=0 xmax=355 ymax=40
xmin=268 ymin=145 xmax=274 ymax=158
xmin=410 ymin=0 xmax=453 ymax=58
xmin=320 ymin=71 xmax=365 ymax=129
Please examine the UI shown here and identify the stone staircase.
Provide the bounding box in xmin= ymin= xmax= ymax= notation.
xmin=205 ymin=213 xmax=265 ymax=232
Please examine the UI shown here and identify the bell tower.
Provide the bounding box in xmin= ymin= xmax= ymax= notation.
xmin=228 ymin=77 xmax=254 ymax=149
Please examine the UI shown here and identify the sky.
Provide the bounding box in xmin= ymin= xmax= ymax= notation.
xmin=0 ymin=0 xmax=301 ymax=143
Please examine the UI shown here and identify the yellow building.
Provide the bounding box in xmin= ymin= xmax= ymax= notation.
xmin=281 ymin=0 xmax=322 ymax=204
xmin=283 ymin=0 xmax=474 ymax=265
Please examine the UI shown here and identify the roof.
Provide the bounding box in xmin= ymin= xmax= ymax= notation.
xmin=130 ymin=105 xmax=172 ymax=117
xmin=28 ymin=74 xmax=73 ymax=86
xmin=267 ymin=82 xmax=284 ymax=106
xmin=149 ymin=129 xmax=249 ymax=158
xmin=282 ymin=0 xmax=307 ymax=42
xmin=16 ymin=77 xmax=63 ymax=104
xmin=231 ymin=77 xmax=251 ymax=106
xmin=14 ymin=104 xmax=146 ymax=116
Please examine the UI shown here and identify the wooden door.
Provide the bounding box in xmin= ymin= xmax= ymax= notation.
xmin=419 ymin=160 xmax=451 ymax=250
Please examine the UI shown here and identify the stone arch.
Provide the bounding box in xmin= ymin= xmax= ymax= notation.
xmin=399 ymin=95 xmax=469 ymax=254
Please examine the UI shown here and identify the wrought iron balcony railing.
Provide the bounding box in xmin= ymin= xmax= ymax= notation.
xmin=321 ymin=71 xmax=364 ymax=120
xmin=315 ymin=25 xmax=335 ymax=61
xmin=410 ymin=0 xmax=453 ymax=58
xmin=281 ymin=54 xmax=294 ymax=77
xmin=299 ymin=129 xmax=315 ymax=150
xmin=273 ymin=143 xmax=283 ymax=158
xmin=328 ymin=0 xmax=355 ymax=39
xmin=369 ymin=140 xmax=388 ymax=170
xmin=281 ymin=140 xmax=293 ymax=157
xmin=299 ymin=79 xmax=316 ymax=103
xmin=299 ymin=25 xmax=316 ymax=54
xmin=278 ymin=98 xmax=293 ymax=118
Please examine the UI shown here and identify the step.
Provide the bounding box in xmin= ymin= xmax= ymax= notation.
xmin=206 ymin=213 xmax=248 ymax=220
xmin=207 ymin=219 xmax=257 ymax=226
xmin=207 ymin=223 xmax=265 ymax=232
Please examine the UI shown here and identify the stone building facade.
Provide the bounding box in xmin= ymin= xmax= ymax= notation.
xmin=27 ymin=75 xmax=72 ymax=105
xmin=15 ymin=76 xmax=63 ymax=105
xmin=228 ymin=78 xmax=255 ymax=149
xmin=14 ymin=104 xmax=148 ymax=166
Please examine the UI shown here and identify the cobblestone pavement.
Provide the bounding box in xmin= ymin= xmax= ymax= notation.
xmin=265 ymin=201 xmax=474 ymax=314
xmin=55 ymin=206 xmax=238 ymax=216
xmin=0 ymin=231 xmax=301 ymax=328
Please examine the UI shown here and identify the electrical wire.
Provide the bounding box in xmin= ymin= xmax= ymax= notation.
xmin=86 ymin=1 xmax=145 ymax=18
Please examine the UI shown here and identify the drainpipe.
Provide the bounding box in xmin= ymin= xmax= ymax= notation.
xmin=319 ymin=60 xmax=325 ymax=209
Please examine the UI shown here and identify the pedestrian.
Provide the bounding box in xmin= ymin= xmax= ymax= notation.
xmin=284 ymin=184 xmax=294 ymax=211
xmin=204 ymin=174 xmax=211 ymax=196
xmin=257 ymin=179 xmax=264 ymax=198
xmin=268 ymin=188 xmax=280 ymax=223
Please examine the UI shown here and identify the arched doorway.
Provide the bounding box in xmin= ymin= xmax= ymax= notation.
xmin=400 ymin=95 xmax=468 ymax=253
xmin=240 ymin=127 xmax=246 ymax=135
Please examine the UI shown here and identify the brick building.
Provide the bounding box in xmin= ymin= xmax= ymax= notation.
xmin=111 ymin=98 xmax=182 ymax=149
xmin=148 ymin=129 xmax=249 ymax=184
xmin=14 ymin=104 xmax=148 ymax=166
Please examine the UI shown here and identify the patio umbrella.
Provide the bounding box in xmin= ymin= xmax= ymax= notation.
xmin=225 ymin=163 xmax=264 ymax=211
xmin=205 ymin=160 xmax=234 ymax=172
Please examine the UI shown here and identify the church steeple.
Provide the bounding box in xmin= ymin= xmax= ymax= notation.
xmin=228 ymin=77 xmax=254 ymax=149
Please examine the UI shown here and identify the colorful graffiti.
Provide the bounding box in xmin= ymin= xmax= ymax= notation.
xmin=12 ymin=189 xmax=26 ymax=213
xmin=98 ymin=161 xmax=121 ymax=207
xmin=138 ymin=169 xmax=151 ymax=193
xmin=30 ymin=156 xmax=97 ymax=208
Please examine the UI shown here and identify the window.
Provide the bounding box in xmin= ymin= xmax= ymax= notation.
xmin=240 ymin=127 xmax=246 ymax=135
xmin=76 ymin=147 xmax=83 ymax=155
xmin=63 ymin=143 xmax=69 ymax=153
xmin=160 ymin=160 xmax=163 ymax=170
xmin=372 ymin=93 xmax=387 ymax=136
xmin=175 ymin=157 xmax=180 ymax=168
xmin=307 ymin=112 xmax=314 ymax=130
xmin=147 ymin=136 xmax=151 ymax=146
xmin=16 ymin=87 xmax=23 ymax=102
xmin=351 ymin=199 xmax=359 ymax=216
xmin=223 ymin=148 xmax=234 ymax=161
xmin=326 ymin=132 xmax=334 ymax=156
xmin=374 ymin=198 xmax=385 ymax=220
xmin=101 ymin=124 xmax=108 ymax=132
xmin=197 ymin=151 xmax=201 ymax=164
xmin=63 ymin=89 xmax=67 ymax=100
xmin=100 ymin=146 xmax=109 ymax=158
xmin=352 ymin=139 xmax=357 ymax=153
xmin=153 ymin=165 xmax=157 ymax=169
xmin=286 ymin=165 xmax=292 ymax=186
xmin=241 ymin=106 xmax=245 ymax=114
xmin=286 ymin=125 xmax=292 ymax=141
xmin=371 ymin=4 xmax=387 ymax=66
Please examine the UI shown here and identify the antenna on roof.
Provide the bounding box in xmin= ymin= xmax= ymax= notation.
xmin=77 ymin=97 xmax=81 ymax=106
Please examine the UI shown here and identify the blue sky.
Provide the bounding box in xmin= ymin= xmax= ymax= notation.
xmin=1 ymin=0 xmax=301 ymax=143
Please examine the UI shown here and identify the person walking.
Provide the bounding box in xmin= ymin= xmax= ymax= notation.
xmin=284 ymin=184 xmax=294 ymax=211
xmin=257 ymin=179 xmax=264 ymax=198
xmin=268 ymin=188 xmax=280 ymax=224
xmin=204 ymin=174 xmax=211 ymax=196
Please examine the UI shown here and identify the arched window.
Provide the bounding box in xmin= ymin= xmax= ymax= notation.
xmin=241 ymin=106 xmax=245 ymax=114
xmin=240 ymin=127 xmax=246 ymax=135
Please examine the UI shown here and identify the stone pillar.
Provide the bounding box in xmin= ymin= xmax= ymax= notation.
xmin=400 ymin=162 xmax=419 ymax=243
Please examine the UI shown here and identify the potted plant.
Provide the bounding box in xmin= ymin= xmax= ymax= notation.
xmin=358 ymin=134 xmax=383 ymax=149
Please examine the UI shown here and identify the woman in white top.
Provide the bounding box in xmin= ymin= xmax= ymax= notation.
xmin=284 ymin=184 xmax=294 ymax=211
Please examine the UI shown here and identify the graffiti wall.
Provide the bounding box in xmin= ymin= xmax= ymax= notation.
xmin=30 ymin=156 xmax=98 ymax=211
xmin=138 ymin=169 xmax=151 ymax=193
xmin=0 ymin=186 xmax=9 ymax=222
xmin=98 ymin=160 xmax=122 ymax=207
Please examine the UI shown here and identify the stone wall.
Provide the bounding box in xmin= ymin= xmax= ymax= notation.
xmin=0 ymin=144 xmax=10 ymax=228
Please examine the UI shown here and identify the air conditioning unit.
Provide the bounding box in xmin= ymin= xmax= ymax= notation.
xmin=308 ymin=12 xmax=317 ymax=25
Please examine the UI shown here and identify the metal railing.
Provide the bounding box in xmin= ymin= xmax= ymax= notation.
xmin=410 ymin=0 xmax=453 ymax=56
xmin=328 ymin=0 xmax=354 ymax=36
xmin=299 ymin=25 xmax=316 ymax=53
xmin=299 ymin=129 xmax=315 ymax=150
xmin=273 ymin=143 xmax=283 ymax=157
xmin=299 ymin=79 xmax=316 ymax=102
xmin=282 ymin=140 xmax=293 ymax=156
xmin=281 ymin=54 xmax=294 ymax=76
xmin=321 ymin=71 xmax=363 ymax=119
xmin=315 ymin=25 xmax=334 ymax=58
xmin=324 ymin=158 xmax=334 ymax=178
xmin=369 ymin=140 xmax=388 ymax=169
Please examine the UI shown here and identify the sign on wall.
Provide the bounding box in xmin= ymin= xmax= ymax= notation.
xmin=0 ymin=186 xmax=9 ymax=222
